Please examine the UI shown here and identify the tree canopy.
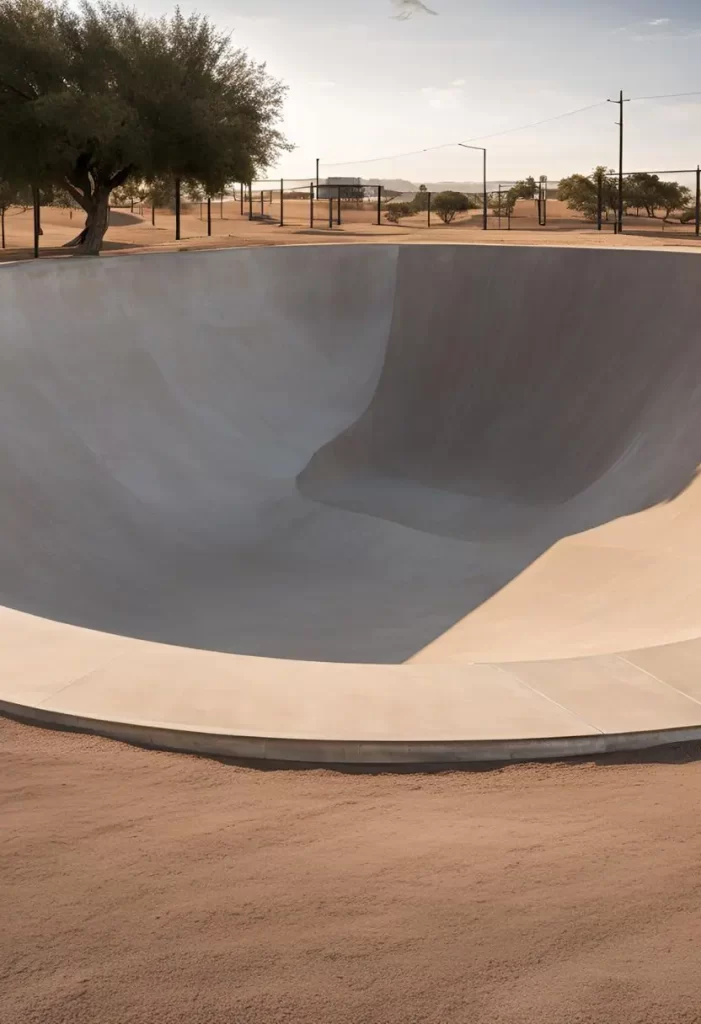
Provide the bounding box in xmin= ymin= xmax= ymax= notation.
xmin=557 ymin=167 xmax=692 ymax=221
xmin=431 ymin=190 xmax=474 ymax=224
xmin=0 ymin=0 xmax=290 ymax=253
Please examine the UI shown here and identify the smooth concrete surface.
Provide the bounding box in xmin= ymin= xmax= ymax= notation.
xmin=2 ymin=244 xmax=701 ymax=762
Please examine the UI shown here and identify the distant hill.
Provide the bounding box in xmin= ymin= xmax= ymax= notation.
xmin=362 ymin=178 xmax=510 ymax=193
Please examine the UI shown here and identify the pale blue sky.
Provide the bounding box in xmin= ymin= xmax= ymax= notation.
xmin=141 ymin=0 xmax=701 ymax=183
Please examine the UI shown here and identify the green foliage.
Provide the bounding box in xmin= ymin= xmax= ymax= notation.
xmin=488 ymin=188 xmax=518 ymax=216
xmin=511 ymin=176 xmax=537 ymax=201
xmin=431 ymin=190 xmax=473 ymax=224
xmin=0 ymin=0 xmax=290 ymax=252
xmin=385 ymin=201 xmax=413 ymax=223
xmin=558 ymin=167 xmax=692 ymax=221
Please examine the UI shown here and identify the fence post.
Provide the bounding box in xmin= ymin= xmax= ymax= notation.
xmin=248 ymin=184 xmax=253 ymax=221
xmin=280 ymin=179 xmax=284 ymax=227
xmin=207 ymin=197 xmax=212 ymax=237
xmin=377 ymin=185 xmax=383 ymax=226
xmin=427 ymin=191 xmax=431 ymax=227
xmin=310 ymin=182 xmax=314 ymax=229
xmin=696 ymin=165 xmax=700 ymax=238
xmin=174 ymin=178 xmax=181 ymax=241
xmin=32 ymin=186 xmax=40 ymax=258
xmin=597 ymin=174 xmax=603 ymax=231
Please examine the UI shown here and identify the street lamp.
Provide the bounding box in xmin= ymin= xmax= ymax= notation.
xmin=458 ymin=143 xmax=488 ymax=231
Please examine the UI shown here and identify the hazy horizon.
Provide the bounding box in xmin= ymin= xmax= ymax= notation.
xmin=134 ymin=0 xmax=701 ymax=183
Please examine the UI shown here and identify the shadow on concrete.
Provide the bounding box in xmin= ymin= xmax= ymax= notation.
xmin=2 ymin=246 xmax=701 ymax=663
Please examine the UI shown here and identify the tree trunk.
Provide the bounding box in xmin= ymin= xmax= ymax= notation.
xmin=63 ymin=188 xmax=111 ymax=255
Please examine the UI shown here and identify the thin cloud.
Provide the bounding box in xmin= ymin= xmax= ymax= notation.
xmin=648 ymin=18 xmax=671 ymax=26
xmin=452 ymin=78 xmax=466 ymax=87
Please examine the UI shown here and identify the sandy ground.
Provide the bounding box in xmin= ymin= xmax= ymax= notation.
xmin=3 ymin=716 xmax=701 ymax=1024
xmin=1 ymin=198 xmax=700 ymax=260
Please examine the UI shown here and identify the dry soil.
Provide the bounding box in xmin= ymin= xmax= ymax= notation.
xmin=3 ymin=716 xmax=701 ymax=1024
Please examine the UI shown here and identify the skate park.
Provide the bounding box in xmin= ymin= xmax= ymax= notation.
xmin=2 ymin=241 xmax=701 ymax=763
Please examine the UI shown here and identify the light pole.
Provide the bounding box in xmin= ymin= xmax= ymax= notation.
xmin=458 ymin=143 xmax=488 ymax=231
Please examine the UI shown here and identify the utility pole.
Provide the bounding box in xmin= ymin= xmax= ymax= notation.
xmin=607 ymin=90 xmax=630 ymax=233
xmin=316 ymin=158 xmax=320 ymax=196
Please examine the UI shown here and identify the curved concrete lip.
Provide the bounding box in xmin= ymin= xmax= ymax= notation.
xmin=2 ymin=243 xmax=701 ymax=763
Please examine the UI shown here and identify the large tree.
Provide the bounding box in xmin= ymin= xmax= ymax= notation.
xmin=557 ymin=167 xmax=618 ymax=221
xmin=0 ymin=0 xmax=290 ymax=254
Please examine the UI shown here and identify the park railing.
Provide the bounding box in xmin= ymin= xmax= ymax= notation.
xmin=2 ymin=167 xmax=699 ymax=260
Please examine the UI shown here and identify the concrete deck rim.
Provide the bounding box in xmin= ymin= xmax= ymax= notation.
xmin=4 ymin=697 xmax=701 ymax=765
xmin=2 ymin=239 xmax=701 ymax=275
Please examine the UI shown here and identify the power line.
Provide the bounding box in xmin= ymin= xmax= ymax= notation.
xmin=320 ymin=90 xmax=701 ymax=168
xmin=460 ymin=100 xmax=609 ymax=144
xmin=630 ymin=90 xmax=701 ymax=101
xmin=322 ymin=142 xmax=456 ymax=168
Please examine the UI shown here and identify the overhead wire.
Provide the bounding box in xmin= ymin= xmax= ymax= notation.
xmin=319 ymin=90 xmax=701 ymax=169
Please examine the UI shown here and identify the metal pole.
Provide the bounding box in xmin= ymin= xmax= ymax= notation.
xmin=220 ymin=192 xmax=224 ymax=219
xmin=377 ymin=185 xmax=383 ymax=226
xmin=174 ymin=178 xmax=181 ymax=241
xmin=310 ymin=182 xmax=314 ymax=229
xmin=207 ymin=197 xmax=212 ymax=237
xmin=260 ymin=190 xmax=264 ymax=218
xmin=32 ymin=186 xmax=40 ymax=258
xmin=316 ymin=158 xmax=320 ymax=196
xmin=239 ymin=185 xmax=244 ymax=216
xmin=608 ymin=91 xmax=629 ymax=233
xmin=618 ymin=91 xmax=624 ymax=232
xmin=280 ymin=179 xmax=284 ymax=227
xmin=427 ymin=191 xmax=431 ymax=227
xmin=337 ymin=185 xmax=342 ymax=226
xmin=248 ymin=184 xmax=253 ymax=221
xmin=328 ymin=195 xmax=333 ymax=229
xmin=696 ymin=165 xmax=700 ymax=237
xmin=597 ymin=173 xmax=603 ymax=231
xmin=542 ymin=177 xmax=547 ymax=226
xmin=498 ymin=184 xmax=502 ymax=229
xmin=483 ymin=149 xmax=488 ymax=230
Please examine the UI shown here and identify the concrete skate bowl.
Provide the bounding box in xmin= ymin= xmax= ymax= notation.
xmin=3 ymin=243 xmax=701 ymax=764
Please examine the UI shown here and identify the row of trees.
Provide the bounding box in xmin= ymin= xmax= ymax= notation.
xmin=0 ymin=0 xmax=290 ymax=254
xmin=557 ymin=167 xmax=694 ymax=221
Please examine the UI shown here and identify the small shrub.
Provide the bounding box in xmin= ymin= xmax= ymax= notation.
xmin=385 ymin=202 xmax=413 ymax=224
xmin=432 ymin=190 xmax=473 ymax=224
